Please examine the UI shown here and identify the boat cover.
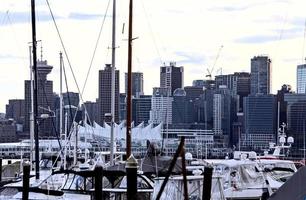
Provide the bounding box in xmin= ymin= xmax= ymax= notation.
xmin=269 ymin=166 xmax=306 ymax=200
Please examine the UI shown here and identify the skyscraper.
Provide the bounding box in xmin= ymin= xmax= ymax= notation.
xmin=243 ymin=94 xmax=276 ymax=150
xmin=5 ymin=99 xmax=25 ymax=124
xmin=125 ymin=72 xmax=144 ymax=98
xmin=149 ymin=87 xmax=172 ymax=125
xmin=160 ymin=62 xmax=184 ymax=95
xmin=215 ymin=72 xmax=250 ymax=112
xmin=284 ymin=93 xmax=306 ymax=157
xmin=132 ymin=95 xmax=152 ymax=126
xmin=24 ymin=60 xmax=54 ymax=138
xmin=297 ymin=64 xmax=306 ymax=94
xmin=250 ymin=56 xmax=271 ymax=95
xmin=98 ymin=64 xmax=120 ymax=124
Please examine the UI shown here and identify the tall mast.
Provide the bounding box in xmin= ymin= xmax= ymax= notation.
xmin=110 ymin=0 xmax=116 ymax=166
xmin=126 ymin=0 xmax=133 ymax=158
xmin=60 ymin=52 xmax=63 ymax=143
xmin=29 ymin=45 xmax=34 ymax=169
xmin=59 ymin=52 xmax=66 ymax=168
xmin=30 ymin=0 xmax=40 ymax=180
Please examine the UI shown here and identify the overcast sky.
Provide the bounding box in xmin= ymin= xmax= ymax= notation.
xmin=0 ymin=0 xmax=306 ymax=112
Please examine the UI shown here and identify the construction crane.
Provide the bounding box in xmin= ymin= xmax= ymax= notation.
xmin=206 ymin=45 xmax=223 ymax=80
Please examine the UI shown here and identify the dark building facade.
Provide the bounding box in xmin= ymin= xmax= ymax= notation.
xmin=5 ymin=99 xmax=25 ymax=124
xmin=132 ymin=95 xmax=152 ymax=126
xmin=0 ymin=119 xmax=17 ymax=143
xmin=215 ymin=72 xmax=250 ymax=112
xmin=125 ymin=72 xmax=144 ymax=98
xmin=119 ymin=93 xmax=126 ymax=122
xmin=98 ymin=64 xmax=120 ymax=124
xmin=160 ymin=62 xmax=184 ymax=95
xmin=284 ymin=93 xmax=306 ymax=157
xmin=24 ymin=60 xmax=54 ymax=138
xmin=63 ymin=92 xmax=79 ymax=107
xmin=236 ymin=72 xmax=251 ymax=112
xmin=250 ymin=56 xmax=272 ymax=95
xmin=82 ymin=101 xmax=99 ymax=125
xmin=276 ymin=84 xmax=292 ymax=126
xmin=172 ymin=88 xmax=194 ymax=124
xmin=243 ymin=94 xmax=276 ymax=150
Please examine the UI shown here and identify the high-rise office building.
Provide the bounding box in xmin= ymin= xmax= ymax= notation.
xmin=297 ymin=64 xmax=306 ymax=94
xmin=125 ymin=72 xmax=144 ymax=98
xmin=250 ymin=56 xmax=271 ymax=95
xmin=132 ymin=95 xmax=152 ymax=126
xmin=119 ymin=93 xmax=126 ymax=122
xmin=24 ymin=60 xmax=54 ymax=138
xmin=5 ymin=99 xmax=25 ymax=124
xmin=213 ymin=86 xmax=232 ymax=136
xmin=63 ymin=92 xmax=79 ymax=107
xmin=98 ymin=64 xmax=120 ymax=124
xmin=276 ymin=84 xmax=292 ymax=126
xmin=216 ymin=72 xmax=250 ymax=112
xmin=149 ymin=87 xmax=172 ymax=125
xmin=284 ymin=93 xmax=306 ymax=157
xmin=82 ymin=101 xmax=99 ymax=125
xmin=0 ymin=119 xmax=17 ymax=143
xmin=160 ymin=62 xmax=184 ymax=95
xmin=172 ymin=88 xmax=194 ymax=124
xmin=243 ymin=94 xmax=276 ymax=150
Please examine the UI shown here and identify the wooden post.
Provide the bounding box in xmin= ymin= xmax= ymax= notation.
xmin=22 ymin=163 xmax=30 ymax=200
xmin=94 ymin=165 xmax=103 ymax=200
xmin=202 ymin=166 xmax=213 ymax=200
xmin=126 ymin=154 xmax=138 ymax=200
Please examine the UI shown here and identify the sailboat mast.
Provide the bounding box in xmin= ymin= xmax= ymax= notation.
xmin=126 ymin=0 xmax=133 ymax=158
xmin=110 ymin=0 xmax=116 ymax=166
xmin=29 ymin=46 xmax=34 ymax=169
xmin=30 ymin=0 xmax=40 ymax=180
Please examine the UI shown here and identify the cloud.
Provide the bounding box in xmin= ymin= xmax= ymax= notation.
xmin=0 ymin=54 xmax=26 ymax=60
xmin=0 ymin=11 xmax=61 ymax=25
xmin=235 ymin=35 xmax=277 ymax=43
xmin=208 ymin=5 xmax=250 ymax=12
xmin=173 ymin=51 xmax=206 ymax=66
xmin=68 ymin=12 xmax=105 ymax=20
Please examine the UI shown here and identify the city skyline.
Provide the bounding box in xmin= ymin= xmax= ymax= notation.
xmin=1 ymin=0 xmax=306 ymax=112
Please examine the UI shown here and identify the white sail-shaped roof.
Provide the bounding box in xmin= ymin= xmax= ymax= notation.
xmin=78 ymin=122 xmax=162 ymax=142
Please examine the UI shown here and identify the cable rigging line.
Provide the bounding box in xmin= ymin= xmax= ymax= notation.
xmin=45 ymin=0 xmax=85 ymax=107
xmin=139 ymin=0 xmax=163 ymax=65
xmin=81 ymin=0 xmax=111 ymax=95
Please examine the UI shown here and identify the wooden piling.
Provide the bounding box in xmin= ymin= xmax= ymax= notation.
xmin=22 ymin=163 xmax=30 ymax=200
xmin=94 ymin=165 xmax=103 ymax=200
xmin=202 ymin=166 xmax=213 ymax=200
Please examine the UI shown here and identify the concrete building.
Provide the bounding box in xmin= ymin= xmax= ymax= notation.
xmin=0 ymin=119 xmax=17 ymax=143
xmin=132 ymin=95 xmax=152 ymax=126
xmin=297 ymin=64 xmax=306 ymax=94
xmin=250 ymin=56 xmax=272 ymax=95
xmin=5 ymin=99 xmax=25 ymax=124
xmin=215 ymin=72 xmax=250 ymax=112
xmin=160 ymin=62 xmax=184 ymax=95
xmin=125 ymin=72 xmax=144 ymax=98
xmin=98 ymin=64 xmax=120 ymax=124
xmin=24 ymin=60 xmax=54 ymax=138
xmin=284 ymin=93 xmax=306 ymax=157
xmin=149 ymin=87 xmax=173 ymax=125
xmin=243 ymin=94 xmax=276 ymax=150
